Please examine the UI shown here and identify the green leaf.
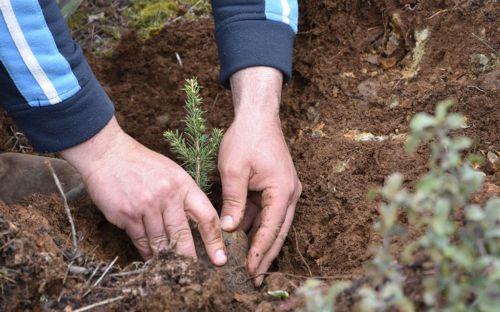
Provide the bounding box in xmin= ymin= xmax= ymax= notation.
xmin=405 ymin=135 xmax=421 ymax=153
xmin=446 ymin=113 xmax=466 ymax=130
xmin=435 ymin=98 xmax=456 ymax=121
xmin=451 ymin=137 xmax=471 ymax=151
xmin=410 ymin=113 xmax=434 ymax=132
xmin=465 ymin=205 xmax=485 ymax=221
xmin=485 ymin=198 xmax=500 ymax=219
xmin=416 ymin=173 xmax=440 ymax=192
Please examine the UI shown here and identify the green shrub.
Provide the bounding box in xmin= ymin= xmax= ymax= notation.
xmin=301 ymin=99 xmax=500 ymax=312
xmin=127 ymin=0 xmax=211 ymax=39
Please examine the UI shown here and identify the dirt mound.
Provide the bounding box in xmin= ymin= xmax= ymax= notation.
xmin=0 ymin=196 xmax=266 ymax=311
xmin=0 ymin=0 xmax=498 ymax=310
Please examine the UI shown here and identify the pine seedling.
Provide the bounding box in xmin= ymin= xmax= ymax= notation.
xmin=164 ymin=78 xmax=223 ymax=192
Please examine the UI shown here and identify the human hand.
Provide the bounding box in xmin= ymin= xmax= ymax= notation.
xmin=219 ymin=67 xmax=302 ymax=286
xmin=60 ymin=117 xmax=227 ymax=266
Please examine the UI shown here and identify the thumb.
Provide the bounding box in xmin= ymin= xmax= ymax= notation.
xmin=220 ymin=166 xmax=249 ymax=231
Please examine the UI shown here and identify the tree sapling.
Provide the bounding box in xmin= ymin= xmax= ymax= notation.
xmin=164 ymin=78 xmax=223 ymax=193
xmin=163 ymin=79 xmax=252 ymax=289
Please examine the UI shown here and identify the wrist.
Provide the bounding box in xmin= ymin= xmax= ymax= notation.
xmin=230 ymin=67 xmax=283 ymax=122
xmin=60 ymin=117 xmax=132 ymax=178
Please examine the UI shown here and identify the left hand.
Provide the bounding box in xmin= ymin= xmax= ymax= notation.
xmin=218 ymin=67 xmax=302 ymax=287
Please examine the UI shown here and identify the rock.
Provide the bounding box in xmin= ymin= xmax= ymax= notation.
xmin=470 ymin=53 xmax=492 ymax=73
xmin=0 ymin=153 xmax=85 ymax=204
xmin=487 ymin=151 xmax=499 ymax=172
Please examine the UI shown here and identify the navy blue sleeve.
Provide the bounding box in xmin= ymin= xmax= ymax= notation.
xmin=0 ymin=0 xmax=114 ymax=153
xmin=211 ymin=0 xmax=298 ymax=89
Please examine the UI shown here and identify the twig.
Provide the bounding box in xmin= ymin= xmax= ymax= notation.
xmin=45 ymin=160 xmax=79 ymax=259
xmin=467 ymin=85 xmax=486 ymax=93
xmin=426 ymin=9 xmax=448 ymax=20
xmin=63 ymin=260 xmax=74 ymax=285
xmin=471 ymin=33 xmax=499 ymax=56
xmin=83 ymin=256 xmax=118 ymax=297
xmin=73 ymin=295 xmax=124 ymax=312
xmin=109 ymin=268 xmax=146 ymax=278
xmin=293 ymin=227 xmax=313 ymax=277
xmin=175 ymin=52 xmax=183 ymax=67
xmin=85 ymin=264 xmax=101 ymax=287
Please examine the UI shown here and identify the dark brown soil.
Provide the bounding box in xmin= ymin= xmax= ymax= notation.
xmin=0 ymin=0 xmax=498 ymax=311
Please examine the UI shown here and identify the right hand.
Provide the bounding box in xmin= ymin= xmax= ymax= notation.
xmin=60 ymin=117 xmax=227 ymax=266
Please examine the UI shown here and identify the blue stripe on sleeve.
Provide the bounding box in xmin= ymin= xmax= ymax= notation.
xmin=265 ymin=0 xmax=298 ymax=33
xmin=0 ymin=12 xmax=48 ymax=106
xmin=0 ymin=0 xmax=80 ymax=107
xmin=289 ymin=0 xmax=298 ymax=32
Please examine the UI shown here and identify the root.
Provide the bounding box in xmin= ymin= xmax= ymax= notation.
xmin=293 ymin=226 xmax=313 ymax=277
xmin=83 ymin=256 xmax=119 ymax=297
xmin=73 ymin=295 xmax=124 ymax=312
xmin=45 ymin=160 xmax=79 ymax=259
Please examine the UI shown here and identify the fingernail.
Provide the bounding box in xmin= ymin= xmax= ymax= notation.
xmin=215 ymin=249 xmax=227 ymax=265
xmin=221 ymin=216 xmax=234 ymax=230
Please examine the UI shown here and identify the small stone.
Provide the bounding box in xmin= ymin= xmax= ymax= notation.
xmin=487 ymin=151 xmax=499 ymax=171
xmin=340 ymin=72 xmax=356 ymax=78
xmin=389 ymin=95 xmax=400 ymax=108
xmin=366 ymin=54 xmax=379 ymax=65
xmin=470 ymin=53 xmax=491 ymax=73
xmin=332 ymin=160 xmax=349 ymax=173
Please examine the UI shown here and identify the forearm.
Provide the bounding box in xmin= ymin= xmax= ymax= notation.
xmin=230 ymin=67 xmax=283 ymax=121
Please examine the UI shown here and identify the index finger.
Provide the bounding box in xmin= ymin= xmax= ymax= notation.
xmin=184 ymin=186 xmax=227 ymax=266
xmin=247 ymin=187 xmax=289 ymax=276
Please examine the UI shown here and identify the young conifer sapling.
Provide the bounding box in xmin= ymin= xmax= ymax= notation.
xmin=164 ymin=78 xmax=223 ymax=192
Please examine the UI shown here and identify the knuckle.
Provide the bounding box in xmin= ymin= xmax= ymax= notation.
xmin=223 ymin=197 xmax=245 ymax=210
xmin=297 ymin=181 xmax=303 ymax=195
xmin=204 ymin=232 xmax=223 ymax=247
xmin=149 ymin=235 xmax=168 ymax=245
xmin=220 ymin=165 xmax=241 ymax=179
xmin=156 ymin=178 xmax=173 ymax=194
xmin=203 ymin=212 xmax=220 ymax=229
xmin=134 ymin=236 xmax=149 ymax=248
xmin=149 ymin=235 xmax=169 ymax=251
xmin=121 ymin=206 xmax=141 ymax=222
xmin=169 ymin=226 xmax=192 ymax=243
xmin=261 ymin=223 xmax=282 ymax=239
xmin=139 ymin=192 xmax=155 ymax=208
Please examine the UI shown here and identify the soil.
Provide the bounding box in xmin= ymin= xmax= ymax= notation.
xmin=0 ymin=0 xmax=498 ymax=311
